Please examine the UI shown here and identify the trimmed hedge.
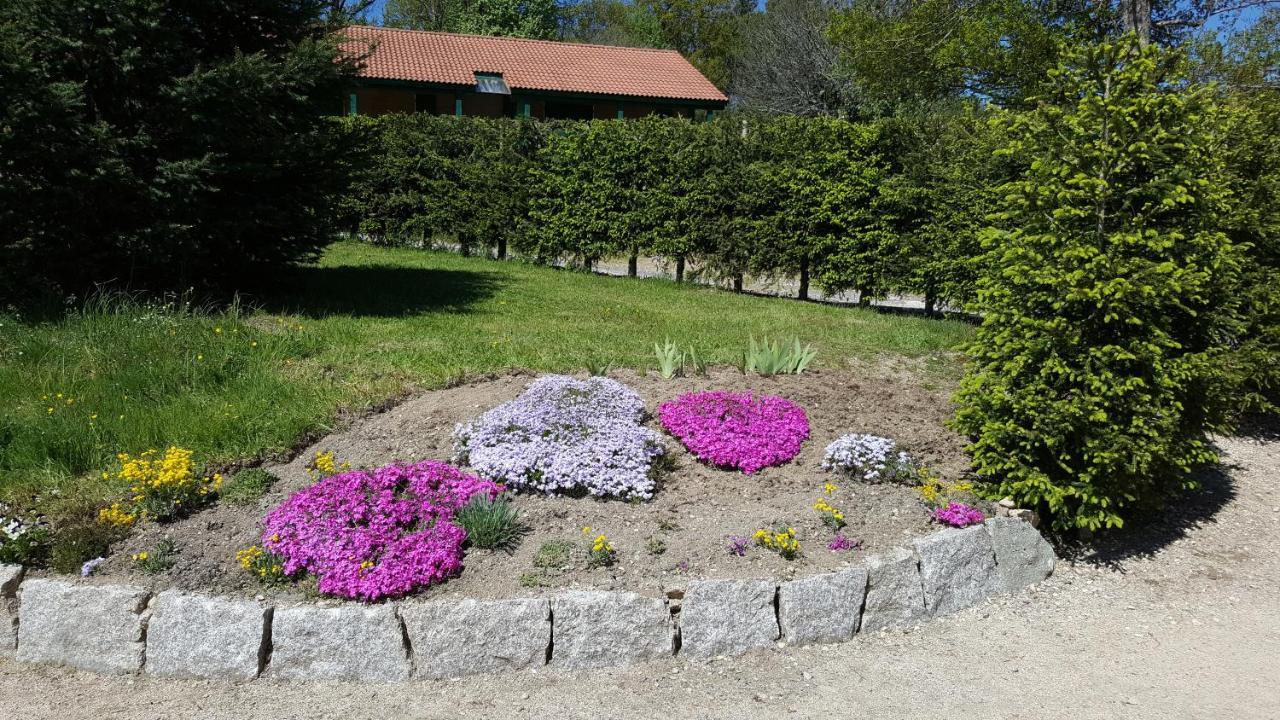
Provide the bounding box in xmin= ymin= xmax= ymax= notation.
xmin=341 ymin=112 xmax=1001 ymax=309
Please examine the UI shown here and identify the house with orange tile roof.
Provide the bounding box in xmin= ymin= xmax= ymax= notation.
xmin=342 ymin=26 xmax=729 ymax=120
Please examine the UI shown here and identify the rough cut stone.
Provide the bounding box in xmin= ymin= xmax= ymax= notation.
xmin=146 ymin=590 xmax=270 ymax=680
xmin=1 ymin=563 xmax=23 ymax=655
xmin=15 ymin=580 xmax=148 ymax=674
xmin=680 ymin=579 xmax=777 ymax=659
xmin=401 ymin=597 xmax=548 ymax=678
xmin=269 ymin=603 xmax=409 ymax=682
xmin=551 ymin=591 xmax=671 ymax=669
xmin=913 ymin=525 xmax=1001 ymax=616
xmin=859 ymin=548 xmax=927 ymax=633
xmin=778 ymin=568 xmax=867 ymax=646
xmin=985 ymin=517 xmax=1056 ymax=592
xmin=1 ymin=564 xmax=22 ymax=649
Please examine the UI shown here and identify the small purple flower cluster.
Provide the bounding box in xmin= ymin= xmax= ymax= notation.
xmin=453 ymin=375 xmax=666 ymax=499
xmin=261 ymin=461 xmax=498 ymax=601
xmin=726 ymin=534 xmax=750 ymax=556
xmin=827 ymin=533 xmax=861 ymax=552
xmin=933 ymin=502 xmax=985 ymax=528
xmin=657 ymin=391 xmax=809 ymax=474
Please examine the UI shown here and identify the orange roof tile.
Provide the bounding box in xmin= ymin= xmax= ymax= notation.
xmin=343 ymin=26 xmax=728 ymax=104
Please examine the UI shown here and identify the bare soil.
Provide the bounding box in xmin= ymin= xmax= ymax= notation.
xmin=6 ymin=435 xmax=1277 ymax=719
xmin=74 ymin=367 xmax=970 ymax=601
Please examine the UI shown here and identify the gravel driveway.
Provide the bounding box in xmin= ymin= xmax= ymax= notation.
xmin=3 ymin=435 xmax=1277 ymax=720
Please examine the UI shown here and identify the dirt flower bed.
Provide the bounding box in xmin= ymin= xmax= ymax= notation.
xmin=73 ymin=367 xmax=974 ymax=600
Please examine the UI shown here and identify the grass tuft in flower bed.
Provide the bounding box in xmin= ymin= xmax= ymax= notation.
xmin=657 ymin=391 xmax=809 ymax=474
xmin=453 ymin=375 xmax=666 ymax=500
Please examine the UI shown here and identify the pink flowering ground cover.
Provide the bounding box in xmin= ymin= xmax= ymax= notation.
xmin=657 ymin=391 xmax=810 ymax=474
xmin=933 ymin=502 xmax=985 ymax=528
xmin=262 ymin=461 xmax=499 ymax=601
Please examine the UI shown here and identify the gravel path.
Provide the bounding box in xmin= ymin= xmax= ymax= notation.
xmin=3 ymin=435 xmax=1277 ymax=720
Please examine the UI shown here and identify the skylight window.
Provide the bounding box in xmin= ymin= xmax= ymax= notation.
xmin=474 ymin=72 xmax=510 ymax=95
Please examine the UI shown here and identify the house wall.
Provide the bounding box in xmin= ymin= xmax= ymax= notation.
xmin=355 ymin=87 xmax=415 ymax=116
xmin=350 ymin=85 xmax=722 ymax=120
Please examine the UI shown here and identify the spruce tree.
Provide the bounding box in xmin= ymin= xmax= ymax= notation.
xmin=951 ymin=36 xmax=1243 ymax=531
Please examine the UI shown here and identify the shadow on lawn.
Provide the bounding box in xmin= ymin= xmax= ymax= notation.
xmin=1060 ymin=459 xmax=1238 ymax=570
xmin=253 ymin=264 xmax=506 ymax=318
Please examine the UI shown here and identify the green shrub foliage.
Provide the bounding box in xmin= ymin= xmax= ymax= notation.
xmin=951 ymin=37 xmax=1244 ymax=531
xmin=0 ymin=0 xmax=360 ymax=299
xmin=345 ymin=113 xmax=1000 ymax=304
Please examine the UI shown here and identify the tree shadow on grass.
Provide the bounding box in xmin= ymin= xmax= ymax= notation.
xmin=249 ymin=264 xmax=506 ymax=318
xmin=1058 ymin=458 xmax=1238 ymax=571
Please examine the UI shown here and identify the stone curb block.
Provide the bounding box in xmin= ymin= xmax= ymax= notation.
xmin=16 ymin=579 xmax=149 ymax=674
xmin=680 ymin=578 xmax=778 ymax=659
xmin=269 ymin=603 xmax=410 ymax=682
xmin=985 ymin=517 xmax=1056 ymax=592
xmin=1 ymin=563 xmax=23 ymax=655
xmin=6 ymin=522 xmax=1058 ymax=682
xmin=551 ymin=591 xmax=672 ymax=669
xmin=779 ymin=568 xmax=868 ymax=646
xmin=146 ymin=590 xmax=271 ymax=680
xmin=913 ymin=525 xmax=1001 ymax=617
xmin=859 ymin=548 xmax=928 ymax=633
xmin=401 ymin=597 xmax=549 ymax=678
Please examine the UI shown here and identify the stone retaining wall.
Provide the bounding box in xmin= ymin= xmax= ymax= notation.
xmin=2 ymin=517 xmax=1055 ymax=682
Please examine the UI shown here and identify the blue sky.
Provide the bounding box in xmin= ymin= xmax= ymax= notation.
xmin=356 ymin=0 xmax=1270 ymax=34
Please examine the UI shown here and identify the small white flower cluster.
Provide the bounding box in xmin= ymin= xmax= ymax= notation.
xmin=821 ymin=433 xmax=914 ymax=483
xmin=2 ymin=513 xmax=29 ymax=541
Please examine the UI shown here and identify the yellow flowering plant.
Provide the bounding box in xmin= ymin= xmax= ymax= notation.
xmin=915 ymin=467 xmax=977 ymax=510
xmin=582 ymin=526 xmax=617 ymax=568
xmin=105 ymin=446 xmax=222 ymax=523
xmin=813 ymin=483 xmax=846 ymax=530
xmin=753 ymin=526 xmax=801 ymax=560
xmin=236 ymin=544 xmax=289 ymax=584
xmin=306 ymin=450 xmax=350 ymax=479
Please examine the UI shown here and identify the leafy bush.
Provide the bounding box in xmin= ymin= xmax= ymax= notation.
xmin=454 ymin=493 xmax=523 ymax=551
xmin=261 ymin=461 xmax=498 ymax=600
xmin=821 ymin=434 xmax=914 ymax=483
xmin=657 ymin=391 xmax=810 ymax=474
xmin=347 ymin=114 xmax=984 ymax=305
xmin=0 ymin=0 xmax=359 ymax=299
xmin=453 ymin=375 xmax=666 ymax=499
xmin=951 ymin=37 xmax=1243 ymax=531
xmin=221 ymin=468 xmax=278 ymax=506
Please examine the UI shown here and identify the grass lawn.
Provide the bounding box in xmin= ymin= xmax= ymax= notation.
xmin=0 ymin=242 xmax=974 ymax=520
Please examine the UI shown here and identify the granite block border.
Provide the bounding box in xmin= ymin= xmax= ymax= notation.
xmin=1 ymin=517 xmax=1055 ymax=681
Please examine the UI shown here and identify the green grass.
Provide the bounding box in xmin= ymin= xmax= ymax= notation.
xmin=0 ymin=241 xmax=972 ymax=516
xmin=220 ymin=468 xmax=278 ymax=506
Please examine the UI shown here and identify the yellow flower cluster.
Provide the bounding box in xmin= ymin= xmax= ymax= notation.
xmin=98 ymin=502 xmax=137 ymax=528
xmin=582 ymin=526 xmax=617 ymax=568
xmin=132 ymin=551 xmax=149 ymax=562
xmin=916 ymin=468 xmax=975 ymax=509
xmin=306 ymin=450 xmax=350 ymax=479
xmin=753 ymin=527 xmax=800 ymax=559
xmin=102 ymin=446 xmax=222 ymax=524
xmin=813 ymin=498 xmax=846 ymax=527
xmin=236 ymin=545 xmax=286 ymax=583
